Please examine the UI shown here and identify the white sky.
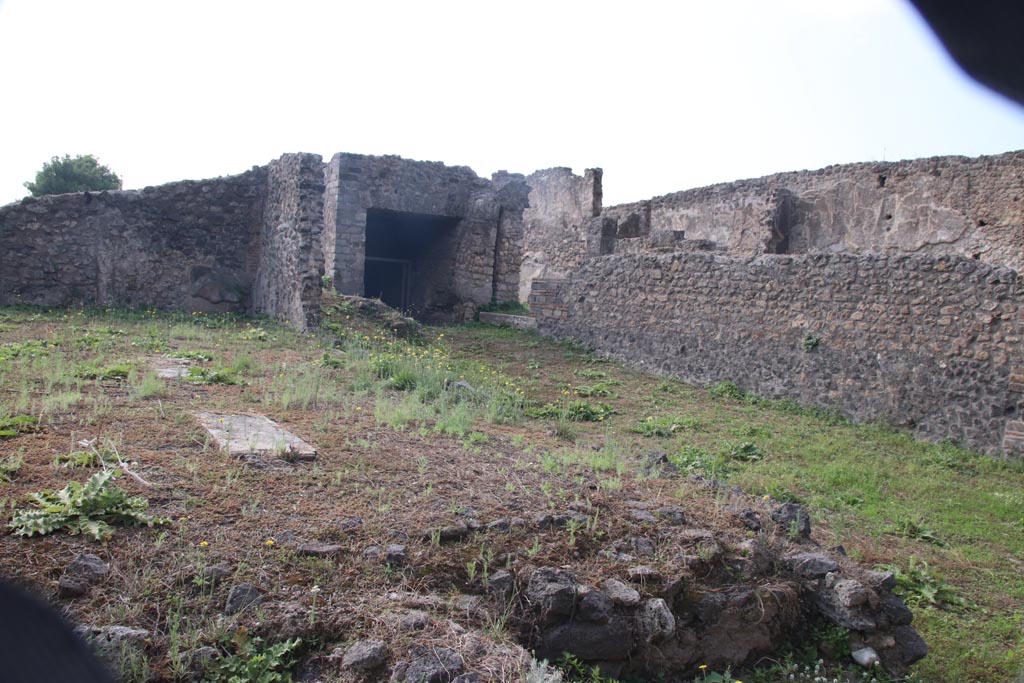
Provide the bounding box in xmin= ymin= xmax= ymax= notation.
xmin=1 ymin=0 xmax=1022 ymax=207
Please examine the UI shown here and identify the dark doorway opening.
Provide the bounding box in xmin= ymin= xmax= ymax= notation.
xmin=364 ymin=208 xmax=460 ymax=315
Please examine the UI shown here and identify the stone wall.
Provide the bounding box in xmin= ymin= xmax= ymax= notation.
xmin=530 ymin=252 xmax=1024 ymax=456
xmin=0 ymin=170 xmax=266 ymax=312
xmin=600 ymin=151 xmax=1024 ymax=272
xmin=519 ymin=167 xmax=603 ymax=301
xmin=252 ymin=153 xmax=325 ymax=330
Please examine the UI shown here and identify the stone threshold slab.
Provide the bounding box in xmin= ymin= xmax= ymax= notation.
xmin=478 ymin=311 xmax=538 ymax=330
xmin=194 ymin=412 xmax=317 ymax=461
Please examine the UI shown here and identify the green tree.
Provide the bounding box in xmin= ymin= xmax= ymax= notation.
xmin=24 ymin=154 xmax=122 ymax=197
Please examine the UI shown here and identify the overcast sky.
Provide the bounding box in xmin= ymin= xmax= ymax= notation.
xmin=1 ymin=0 xmax=1022 ymax=207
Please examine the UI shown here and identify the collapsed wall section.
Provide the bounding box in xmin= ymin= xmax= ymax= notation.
xmin=252 ymin=153 xmax=325 ymax=330
xmin=0 ymin=170 xmax=267 ymax=312
xmin=531 ymin=252 xmax=1024 ymax=456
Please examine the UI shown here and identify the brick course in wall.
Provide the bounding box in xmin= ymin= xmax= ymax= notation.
xmin=531 ymin=252 xmax=1024 ymax=457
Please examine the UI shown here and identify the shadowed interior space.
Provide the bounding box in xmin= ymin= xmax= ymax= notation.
xmin=363 ymin=208 xmax=460 ymax=318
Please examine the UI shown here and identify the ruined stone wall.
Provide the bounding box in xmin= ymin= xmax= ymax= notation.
xmin=519 ymin=167 xmax=603 ymax=301
xmin=601 ymin=151 xmax=1024 ymax=272
xmin=0 ymin=170 xmax=266 ymax=312
xmin=531 ymin=252 xmax=1024 ymax=456
xmin=252 ymin=153 xmax=325 ymax=330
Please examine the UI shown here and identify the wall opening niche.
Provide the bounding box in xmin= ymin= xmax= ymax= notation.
xmin=363 ymin=208 xmax=460 ymax=319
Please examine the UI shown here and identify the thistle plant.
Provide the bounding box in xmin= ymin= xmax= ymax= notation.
xmin=8 ymin=470 xmax=168 ymax=541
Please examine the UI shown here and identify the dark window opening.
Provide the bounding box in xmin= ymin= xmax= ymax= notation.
xmin=363 ymin=208 xmax=459 ymax=315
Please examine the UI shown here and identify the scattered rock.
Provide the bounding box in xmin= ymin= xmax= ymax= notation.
xmin=630 ymin=509 xmax=658 ymax=524
xmin=729 ymin=539 xmax=773 ymax=577
xmin=533 ymin=511 xmax=588 ymax=529
xmin=343 ymin=639 xmax=389 ymax=672
xmin=363 ymin=545 xmax=382 ymax=559
xmin=487 ymin=570 xmax=515 ymax=601
xmin=58 ymin=553 xmax=109 ymax=599
xmin=298 ymin=542 xmax=342 ymax=558
xmin=656 ymin=507 xmax=686 ymax=525
xmin=879 ymin=592 xmax=914 ymax=626
xmin=536 ymin=617 xmax=633 ymax=661
xmin=399 ymin=610 xmax=431 ymax=632
xmin=225 ymin=583 xmax=263 ymax=615
xmin=630 ymin=537 xmax=656 ymax=557
xmin=526 ymin=568 xmax=579 ymax=617
xmin=834 ymin=579 xmax=872 ymax=608
xmin=891 ymin=625 xmax=929 ymax=668
xmin=852 ymin=646 xmax=881 ymax=668
xmin=385 ymin=544 xmax=407 ymax=565
xmin=771 ymin=503 xmax=811 ymax=538
xmin=423 ymin=523 xmax=471 ymax=543
xmin=339 ymin=516 xmax=364 ymax=532
xmin=602 ymin=578 xmax=641 ymax=607
xmin=200 ymin=563 xmax=233 ymax=587
xmin=638 ymin=598 xmax=675 ymax=643
xmin=786 ymin=553 xmax=839 ymax=579
xmin=865 ymin=570 xmax=897 ymax=591
xmin=727 ymin=506 xmax=762 ymax=531
xmin=178 ymin=645 xmax=218 ymax=681
xmin=599 ymin=550 xmax=635 ymax=562
xmin=628 ymin=566 xmax=662 ymax=583
xmin=390 ymin=645 xmax=465 ymax=683
xmin=577 ymin=588 xmax=614 ymax=624
xmin=77 ymin=625 xmax=150 ymax=663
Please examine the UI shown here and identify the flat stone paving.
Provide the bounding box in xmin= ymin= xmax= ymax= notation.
xmin=194 ymin=412 xmax=317 ymax=460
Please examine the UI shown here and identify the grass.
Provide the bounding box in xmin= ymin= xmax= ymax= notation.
xmin=0 ymin=304 xmax=1020 ymax=683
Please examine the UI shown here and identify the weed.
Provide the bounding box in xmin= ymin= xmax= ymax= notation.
xmin=631 ymin=414 xmax=701 ymax=437
xmin=131 ymin=370 xmax=166 ymax=399
xmin=204 ymin=628 xmax=301 ymax=683
xmin=75 ymin=363 xmax=133 ymax=380
xmin=886 ymin=516 xmax=947 ymax=547
xmin=724 ymin=441 xmax=764 ymax=462
xmin=168 ymin=350 xmax=214 ymax=362
xmin=527 ymin=400 xmax=614 ymax=422
xmin=0 ymin=455 xmax=24 ymax=483
xmin=802 ymin=333 xmax=822 ymax=352
xmin=670 ymin=446 xmax=736 ymax=477
xmin=183 ymin=366 xmax=242 ymax=385
xmin=878 ymin=557 xmax=967 ymax=610
xmin=54 ymin=444 xmax=116 ymax=468
xmin=8 ymin=470 xmax=168 ymax=541
xmin=709 ymin=381 xmax=747 ymax=400
xmin=555 ymin=653 xmax=617 ymax=682
xmin=0 ymin=414 xmax=38 ymax=438
xmin=573 ymin=382 xmax=616 ymax=398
